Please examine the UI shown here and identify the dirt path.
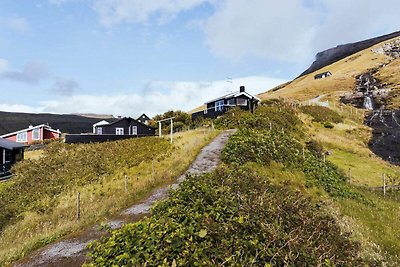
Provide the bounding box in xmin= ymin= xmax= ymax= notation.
xmin=14 ymin=130 xmax=235 ymax=267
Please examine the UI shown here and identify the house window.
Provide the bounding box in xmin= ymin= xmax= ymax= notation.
xmin=227 ymin=99 xmax=235 ymax=106
xmin=116 ymin=128 xmax=124 ymax=135
xmin=16 ymin=131 xmax=27 ymax=142
xmin=204 ymin=108 xmax=208 ymax=114
xmin=132 ymin=126 xmax=137 ymax=135
xmin=215 ymin=100 xmax=224 ymax=111
xmin=96 ymin=127 xmax=103 ymax=135
xmin=32 ymin=128 xmax=40 ymax=140
xmin=237 ymin=98 xmax=248 ymax=106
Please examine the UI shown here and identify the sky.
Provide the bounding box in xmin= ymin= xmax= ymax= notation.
xmin=0 ymin=0 xmax=399 ymax=117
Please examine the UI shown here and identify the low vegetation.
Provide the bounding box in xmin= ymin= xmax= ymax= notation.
xmin=300 ymin=105 xmax=343 ymax=124
xmin=0 ymin=129 xmax=218 ymax=266
xmin=86 ymin=102 xmax=388 ymax=266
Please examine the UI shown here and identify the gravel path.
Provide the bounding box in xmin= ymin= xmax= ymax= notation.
xmin=14 ymin=130 xmax=235 ymax=267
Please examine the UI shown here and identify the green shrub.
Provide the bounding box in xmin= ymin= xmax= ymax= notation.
xmin=0 ymin=137 xmax=172 ymax=231
xmin=300 ymin=105 xmax=343 ymax=124
xmin=85 ymin=166 xmax=367 ymax=266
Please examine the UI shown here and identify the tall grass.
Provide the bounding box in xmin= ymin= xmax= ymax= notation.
xmin=0 ymin=129 xmax=219 ymax=266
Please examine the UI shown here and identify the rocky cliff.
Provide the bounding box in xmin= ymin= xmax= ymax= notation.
xmin=300 ymin=31 xmax=400 ymax=77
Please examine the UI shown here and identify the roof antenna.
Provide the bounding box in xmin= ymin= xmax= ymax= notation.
xmin=226 ymin=77 xmax=234 ymax=93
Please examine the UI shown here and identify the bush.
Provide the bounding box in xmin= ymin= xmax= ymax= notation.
xmin=85 ymin=166 xmax=367 ymax=266
xmin=0 ymin=137 xmax=172 ymax=231
xmin=300 ymin=105 xmax=343 ymax=124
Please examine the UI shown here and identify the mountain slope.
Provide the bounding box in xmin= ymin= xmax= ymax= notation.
xmin=0 ymin=111 xmax=116 ymax=135
xmin=300 ymin=31 xmax=400 ymax=77
xmin=258 ymin=36 xmax=400 ymax=104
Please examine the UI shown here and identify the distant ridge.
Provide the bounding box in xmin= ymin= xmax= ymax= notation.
xmin=72 ymin=113 xmax=115 ymax=119
xmin=0 ymin=111 xmax=117 ymax=135
xmin=300 ymin=31 xmax=400 ymax=77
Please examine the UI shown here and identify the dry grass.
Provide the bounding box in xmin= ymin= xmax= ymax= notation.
xmin=0 ymin=129 xmax=220 ymax=266
xmin=257 ymin=38 xmax=396 ymax=102
xmin=24 ymin=150 xmax=44 ymax=160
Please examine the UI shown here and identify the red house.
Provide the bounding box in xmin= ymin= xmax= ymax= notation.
xmin=0 ymin=124 xmax=61 ymax=145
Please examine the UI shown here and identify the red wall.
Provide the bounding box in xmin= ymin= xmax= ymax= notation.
xmin=3 ymin=127 xmax=60 ymax=144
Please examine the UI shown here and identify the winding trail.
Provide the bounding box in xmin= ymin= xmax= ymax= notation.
xmin=14 ymin=130 xmax=235 ymax=267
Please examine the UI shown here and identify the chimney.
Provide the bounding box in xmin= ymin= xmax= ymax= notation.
xmin=118 ymin=116 xmax=122 ymax=119
xmin=240 ymin=86 xmax=245 ymax=92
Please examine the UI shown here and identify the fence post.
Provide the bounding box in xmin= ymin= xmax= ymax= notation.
xmin=302 ymin=146 xmax=305 ymax=159
xmin=152 ymin=160 xmax=155 ymax=180
xmin=269 ymin=122 xmax=272 ymax=130
xmin=348 ymin=168 xmax=352 ymax=184
xmin=383 ymin=173 xmax=386 ymax=196
xmin=124 ymin=175 xmax=128 ymax=193
xmin=76 ymin=191 xmax=81 ymax=220
xmin=323 ymin=153 xmax=326 ymax=163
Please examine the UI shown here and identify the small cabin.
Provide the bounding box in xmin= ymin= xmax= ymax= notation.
xmin=137 ymin=114 xmax=151 ymax=125
xmin=0 ymin=124 xmax=61 ymax=145
xmin=314 ymin=71 xmax=332 ymax=80
xmin=93 ymin=117 xmax=156 ymax=136
xmin=0 ymin=138 xmax=24 ymax=177
xmin=191 ymin=86 xmax=260 ymax=120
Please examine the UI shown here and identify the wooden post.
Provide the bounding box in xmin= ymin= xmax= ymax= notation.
xmin=152 ymin=160 xmax=155 ymax=180
xmin=281 ymin=128 xmax=284 ymax=134
xmin=76 ymin=191 xmax=80 ymax=220
xmin=323 ymin=153 xmax=326 ymax=163
xmin=158 ymin=122 xmax=162 ymax=138
xmin=302 ymin=146 xmax=305 ymax=159
xmin=348 ymin=168 xmax=352 ymax=184
xmin=170 ymin=119 xmax=173 ymax=144
xmin=269 ymin=122 xmax=272 ymax=130
xmin=383 ymin=173 xmax=386 ymax=196
xmin=124 ymin=175 xmax=128 ymax=193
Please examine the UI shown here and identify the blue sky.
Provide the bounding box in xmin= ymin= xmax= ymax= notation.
xmin=0 ymin=0 xmax=399 ymax=117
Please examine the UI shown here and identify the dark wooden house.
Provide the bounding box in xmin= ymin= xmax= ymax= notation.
xmin=94 ymin=117 xmax=156 ymax=136
xmin=137 ymin=114 xmax=150 ymax=125
xmin=192 ymin=86 xmax=260 ymax=120
xmin=0 ymin=138 xmax=24 ymax=177
xmin=314 ymin=71 xmax=332 ymax=79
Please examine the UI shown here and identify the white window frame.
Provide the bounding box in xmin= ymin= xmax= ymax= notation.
xmin=115 ymin=128 xmax=124 ymax=135
xmin=237 ymin=98 xmax=248 ymax=106
xmin=204 ymin=108 xmax=208 ymax=114
xmin=215 ymin=100 xmax=224 ymax=112
xmin=96 ymin=127 xmax=103 ymax=135
xmin=16 ymin=131 xmax=27 ymax=142
xmin=132 ymin=126 xmax=138 ymax=135
xmin=32 ymin=128 xmax=40 ymax=140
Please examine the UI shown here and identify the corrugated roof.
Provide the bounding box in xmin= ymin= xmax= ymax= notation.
xmin=0 ymin=138 xmax=25 ymax=150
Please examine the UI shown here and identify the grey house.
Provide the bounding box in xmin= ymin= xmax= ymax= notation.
xmin=192 ymin=86 xmax=261 ymax=120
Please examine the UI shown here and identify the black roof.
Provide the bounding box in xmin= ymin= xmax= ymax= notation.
xmin=0 ymin=138 xmax=25 ymax=150
xmin=137 ymin=113 xmax=150 ymax=120
xmin=104 ymin=117 xmax=157 ymax=129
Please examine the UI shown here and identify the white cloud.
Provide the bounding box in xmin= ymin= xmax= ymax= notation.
xmin=0 ymin=59 xmax=8 ymax=72
xmin=92 ymin=0 xmax=209 ymax=27
xmin=203 ymin=0 xmax=400 ymax=63
xmin=51 ymin=77 xmax=81 ymax=96
xmin=1 ymin=62 xmax=49 ymax=84
xmin=0 ymin=76 xmax=286 ymax=117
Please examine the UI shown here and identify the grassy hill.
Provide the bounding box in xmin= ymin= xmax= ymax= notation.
xmin=84 ymin=35 xmax=400 ymax=266
xmin=0 ymin=111 xmax=116 ymax=135
xmin=257 ymin=36 xmax=400 ymax=107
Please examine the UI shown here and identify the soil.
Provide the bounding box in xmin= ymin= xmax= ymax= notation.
xmin=13 ymin=130 xmax=236 ymax=267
